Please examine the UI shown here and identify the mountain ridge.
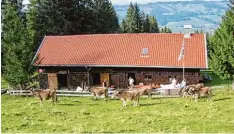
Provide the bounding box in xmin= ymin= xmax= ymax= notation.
xmin=114 ymin=0 xmax=229 ymax=32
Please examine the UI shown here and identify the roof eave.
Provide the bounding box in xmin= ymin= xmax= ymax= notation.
xmin=36 ymin=64 xmax=206 ymax=69
xmin=204 ymin=34 xmax=209 ymax=69
xmin=31 ymin=36 xmax=47 ymax=65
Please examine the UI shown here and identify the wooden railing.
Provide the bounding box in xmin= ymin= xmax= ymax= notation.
xmin=6 ymin=88 xmax=177 ymax=97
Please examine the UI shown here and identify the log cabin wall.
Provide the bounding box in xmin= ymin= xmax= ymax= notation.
xmin=68 ymin=72 xmax=88 ymax=90
xmin=39 ymin=67 xmax=201 ymax=89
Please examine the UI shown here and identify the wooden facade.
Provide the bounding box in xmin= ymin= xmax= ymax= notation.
xmin=38 ymin=67 xmax=203 ymax=90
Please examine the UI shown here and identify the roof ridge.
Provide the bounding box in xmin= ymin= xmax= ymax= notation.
xmin=44 ymin=33 xmax=201 ymax=38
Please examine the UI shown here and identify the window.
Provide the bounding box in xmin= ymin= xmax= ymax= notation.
xmin=142 ymin=48 xmax=148 ymax=55
xmin=144 ymin=74 xmax=152 ymax=80
xmin=141 ymin=48 xmax=149 ymax=57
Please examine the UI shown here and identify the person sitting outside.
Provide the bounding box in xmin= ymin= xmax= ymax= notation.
xmin=169 ymin=76 xmax=173 ymax=84
xmin=171 ymin=76 xmax=177 ymax=88
xmin=128 ymin=76 xmax=134 ymax=87
xmin=180 ymin=79 xmax=186 ymax=89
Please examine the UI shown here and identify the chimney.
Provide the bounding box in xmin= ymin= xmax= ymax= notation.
xmin=184 ymin=25 xmax=192 ymax=38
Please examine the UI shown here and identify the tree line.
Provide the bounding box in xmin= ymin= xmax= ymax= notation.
xmin=1 ymin=0 xmax=233 ymax=89
xmin=119 ymin=2 xmax=171 ymax=33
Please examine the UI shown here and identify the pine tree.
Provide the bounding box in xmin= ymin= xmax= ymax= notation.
xmin=120 ymin=19 xmax=128 ymax=33
xmin=26 ymin=0 xmax=67 ymax=50
xmin=93 ymin=0 xmax=119 ymax=34
xmin=140 ymin=12 xmax=146 ymax=32
xmin=125 ymin=2 xmax=135 ymax=33
xmin=149 ymin=16 xmax=159 ymax=33
xmin=2 ymin=1 xmax=36 ymax=89
xmin=123 ymin=2 xmax=142 ymax=33
xmin=142 ymin=14 xmax=150 ymax=32
xmin=209 ymin=0 xmax=234 ymax=79
xmin=160 ymin=26 xmax=172 ymax=33
xmin=133 ymin=3 xmax=142 ymax=32
xmin=27 ymin=0 xmax=119 ymax=49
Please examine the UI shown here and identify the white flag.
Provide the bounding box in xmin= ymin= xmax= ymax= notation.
xmin=178 ymin=40 xmax=185 ymax=62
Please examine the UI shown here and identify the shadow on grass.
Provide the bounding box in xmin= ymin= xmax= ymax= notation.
xmin=214 ymin=97 xmax=231 ymax=102
xmin=140 ymin=102 xmax=163 ymax=107
xmin=71 ymin=100 xmax=81 ymax=103
xmin=150 ymin=96 xmax=180 ymax=100
xmin=58 ymin=103 xmax=79 ymax=106
xmin=58 ymin=103 xmax=99 ymax=106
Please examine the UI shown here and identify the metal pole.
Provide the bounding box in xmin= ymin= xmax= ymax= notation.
xmin=183 ymin=38 xmax=185 ymax=80
xmin=85 ymin=66 xmax=91 ymax=88
xmin=183 ymin=59 xmax=185 ymax=80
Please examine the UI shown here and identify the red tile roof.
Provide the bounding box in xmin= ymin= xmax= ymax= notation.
xmin=34 ymin=33 xmax=208 ymax=68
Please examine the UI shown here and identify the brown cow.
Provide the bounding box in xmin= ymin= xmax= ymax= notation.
xmin=193 ymin=86 xmax=212 ymax=102
xmin=179 ymin=83 xmax=205 ymax=98
xmin=87 ymin=86 xmax=108 ymax=101
xmin=178 ymin=84 xmax=196 ymax=98
xmin=112 ymin=89 xmax=140 ymax=107
xmin=180 ymin=83 xmax=212 ymax=102
xmin=129 ymin=83 xmax=161 ymax=98
xmin=29 ymin=89 xmax=57 ymax=105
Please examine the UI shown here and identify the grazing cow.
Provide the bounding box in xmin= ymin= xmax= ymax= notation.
xmin=194 ymin=86 xmax=212 ymax=102
xmin=180 ymin=83 xmax=212 ymax=102
xmin=112 ymin=89 xmax=140 ymax=107
xmin=179 ymin=83 xmax=205 ymax=98
xmin=129 ymin=83 xmax=161 ymax=98
xmin=178 ymin=84 xmax=196 ymax=98
xmin=86 ymin=86 xmax=108 ymax=100
xmin=29 ymin=89 xmax=57 ymax=105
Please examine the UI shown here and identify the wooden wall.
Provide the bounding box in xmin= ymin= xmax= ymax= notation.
xmin=38 ymin=67 xmax=202 ymax=89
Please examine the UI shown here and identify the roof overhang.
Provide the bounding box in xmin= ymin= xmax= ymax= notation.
xmin=36 ymin=64 xmax=207 ymax=69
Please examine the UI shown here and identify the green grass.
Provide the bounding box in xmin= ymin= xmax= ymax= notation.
xmin=1 ymin=77 xmax=9 ymax=89
xmin=2 ymin=88 xmax=234 ymax=133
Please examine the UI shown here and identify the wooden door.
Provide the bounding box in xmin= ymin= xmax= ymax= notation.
xmin=100 ymin=73 xmax=109 ymax=86
xmin=48 ymin=73 xmax=58 ymax=90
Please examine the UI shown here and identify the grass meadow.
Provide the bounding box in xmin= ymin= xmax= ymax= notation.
xmin=1 ymin=78 xmax=8 ymax=89
xmin=1 ymin=88 xmax=234 ymax=133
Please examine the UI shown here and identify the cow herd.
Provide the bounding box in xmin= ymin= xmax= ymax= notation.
xmin=29 ymin=82 xmax=212 ymax=106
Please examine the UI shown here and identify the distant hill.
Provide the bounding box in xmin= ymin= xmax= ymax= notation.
xmin=114 ymin=0 xmax=229 ymax=32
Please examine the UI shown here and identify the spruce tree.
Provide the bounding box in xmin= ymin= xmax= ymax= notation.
xmin=142 ymin=14 xmax=150 ymax=32
xmin=160 ymin=26 xmax=172 ymax=33
xmin=121 ymin=2 xmax=160 ymax=33
xmin=124 ymin=2 xmax=142 ymax=33
xmin=140 ymin=12 xmax=146 ymax=32
xmin=133 ymin=3 xmax=142 ymax=32
xmin=209 ymin=0 xmax=234 ymax=79
xmin=149 ymin=16 xmax=159 ymax=33
xmin=120 ymin=19 xmax=128 ymax=33
xmin=125 ymin=2 xmax=135 ymax=33
xmin=93 ymin=0 xmax=119 ymax=34
xmin=2 ymin=1 xmax=36 ymax=89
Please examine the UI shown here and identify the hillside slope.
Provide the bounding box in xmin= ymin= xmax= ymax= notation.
xmin=114 ymin=0 xmax=229 ymax=32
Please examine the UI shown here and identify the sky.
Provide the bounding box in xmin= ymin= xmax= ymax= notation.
xmin=23 ymin=0 xmax=221 ymax=5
